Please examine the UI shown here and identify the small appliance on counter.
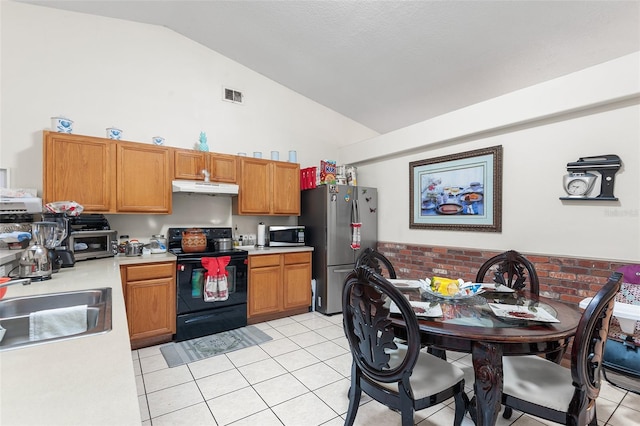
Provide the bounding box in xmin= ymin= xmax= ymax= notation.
xmin=65 ymin=214 xmax=117 ymax=261
xmin=268 ymin=225 xmax=305 ymax=247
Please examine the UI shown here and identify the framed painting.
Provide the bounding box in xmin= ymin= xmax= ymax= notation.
xmin=409 ymin=145 xmax=502 ymax=232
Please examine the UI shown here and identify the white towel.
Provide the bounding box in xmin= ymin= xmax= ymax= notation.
xmin=29 ymin=305 xmax=88 ymax=341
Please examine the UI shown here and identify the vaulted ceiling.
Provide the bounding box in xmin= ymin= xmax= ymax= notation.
xmin=17 ymin=0 xmax=640 ymax=134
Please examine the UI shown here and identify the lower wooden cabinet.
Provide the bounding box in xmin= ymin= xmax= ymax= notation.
xmin=248 ymin=251 xmax=311 ymax=323
xmin=120 ymin=261 xmax=176 ymax=349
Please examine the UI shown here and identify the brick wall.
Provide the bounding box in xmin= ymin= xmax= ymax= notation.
xmin=377 ymin=241 xmax=627 ymax=308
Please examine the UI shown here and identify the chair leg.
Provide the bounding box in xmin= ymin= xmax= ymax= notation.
xmin=503 ymin=406 xmax=513 ymax=419
xmin=399 ymin=383 xmax=414 ymax=426
xmin=453 ymin=391 xmax=466 ymax=426
xmin=344 ymin=364 xmax=362 ymax=426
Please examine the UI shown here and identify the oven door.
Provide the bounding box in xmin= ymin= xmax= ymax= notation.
xmin=176 ymin=254 xmax=248 ymax=315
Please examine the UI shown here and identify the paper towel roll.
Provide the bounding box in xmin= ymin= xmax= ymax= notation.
xmin=257 ymin=222 xmax=266 ymax=247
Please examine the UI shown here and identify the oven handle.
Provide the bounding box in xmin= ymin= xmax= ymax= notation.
xmin=184 ymin=313 xmax=217 ymax=324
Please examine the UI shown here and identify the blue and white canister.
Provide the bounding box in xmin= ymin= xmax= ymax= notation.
xmin=51 ymin=116 xmax=73 ymax=133
xmin=152 ymin=136 xmax=165 ymax=146
xmin=107 ymin=127 xmax=123 ymax=140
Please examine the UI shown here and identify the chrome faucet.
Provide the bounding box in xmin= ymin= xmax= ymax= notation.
xmin=0 ymin=278 xmax=32 ymax=288
xmin=201 ymin=169 xmax=210 ymax=182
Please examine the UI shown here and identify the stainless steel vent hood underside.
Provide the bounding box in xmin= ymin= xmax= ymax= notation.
xmin=171 ymin=180 xmax=239 ymax=195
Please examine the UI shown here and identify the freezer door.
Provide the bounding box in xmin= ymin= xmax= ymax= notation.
xmin=316 ymin=263 xmax=354 ymax=315
xmin=356 ymin=186 xmax=378 ymax=252
xmin=327 ymin=185 xmax=357 ymax=266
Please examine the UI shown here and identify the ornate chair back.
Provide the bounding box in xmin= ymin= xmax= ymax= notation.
xmin=355 ymin=248 xmax=397 ymax=279
xmin=475 ymin=249 xmax=539 ymax=294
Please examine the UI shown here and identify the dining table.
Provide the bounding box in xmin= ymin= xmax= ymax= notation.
xmin=388 ymin=282 xmax=583 ymax=426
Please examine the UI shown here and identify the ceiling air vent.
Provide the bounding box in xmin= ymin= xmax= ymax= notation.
xmin=223 ymin=86 xmax=244 ymax=104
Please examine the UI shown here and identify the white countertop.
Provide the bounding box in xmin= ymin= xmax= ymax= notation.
xmin=242 ymin=245 xmax=314 ymax=255
xmin=0 ymin=252 xmax=176 ymax=426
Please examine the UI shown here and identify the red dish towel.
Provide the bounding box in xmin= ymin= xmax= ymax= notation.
xmin=350 ymin=223 xmax=361 ymax=250
xmin=201 ymin=257 xmax=231 ymax=302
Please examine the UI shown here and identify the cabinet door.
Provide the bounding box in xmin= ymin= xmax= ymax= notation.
xmin=117 ymin=142 xmax=172 ymax=213
xmin=272 ymin=162 xmax=300 ymax=215
xmin=126 ymin=276 xmax=176 ymax=341
xmin=174 ymin=149 xmax=206 ymax=180
xmin=209 ymin=153 xmax=237 ymax=183
xmin=248 ymin=265 xmax=281 ymax=317
xmin=237 ymin=158 xmax=271 ymax=214
xmin=43 ymin=131 xmax=115 ymax=212
xmin=283 ymin=253 xmax=311 ymax=310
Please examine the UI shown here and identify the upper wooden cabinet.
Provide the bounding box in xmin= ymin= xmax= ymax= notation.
xmin=235 ymin=158 xmax=300 ymax=215
xmin=43 ymin=131 xmax=171 ymax=214
xmin=173 ymin=149 xmax=237 ymax=183
xmin=173 ymin=149 xmax=206 ymax=180
xmin=116 ymin=142 xmax=172 ymax=213
xmin=43 ymin=131 xmax=116 ymax=211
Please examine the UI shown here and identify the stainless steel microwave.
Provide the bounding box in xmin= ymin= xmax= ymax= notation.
xmin=69 ymin=230 xmax=117 ymax=261
xmin=268 ymin=226 xmax=305 ymax=247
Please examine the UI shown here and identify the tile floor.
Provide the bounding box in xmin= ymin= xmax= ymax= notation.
xmin=133 ymin=311 xmax=640 ymax=426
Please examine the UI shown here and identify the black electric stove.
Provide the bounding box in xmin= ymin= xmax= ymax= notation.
xmin=168 ymin=227 xmax=249 ymax=342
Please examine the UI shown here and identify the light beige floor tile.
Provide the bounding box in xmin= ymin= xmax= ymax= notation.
xmin=230 ymin=408 xmax=284 ymax=425
xmin=297 ymin=316 xmax=336 ymax=330
xmin=238 ymin=357 xmax=287 ymax=384
xmin=187 ymin=353 xmax=235 ymax=379
xmin=262 ymin=327 xmax=286 ymax=341
xmin=266 ymin=317 xmax=297 ymax=328
xmin=253 ymin=373 xmax=311 ymax=406
xmin=138 ymin=395 xmax=150 ymax=422
xmin=274 ymin=348 xmax=321 ymax=371
xmin=226 ymin=344 xmax=271 ymax=367
xmin=146 ymin=381 xmax=204 ymax=418
xmin=150 ymin=402 xmax=216 ymax=426
xmin=139 ymin=353 xmax=169 ymax=374
xmin=600 ymin=380 xmax=628 ymax=403
xmin=291 ymin=362 xmax=344 ymax=390
xmin=349 ymin=400 xmax=401 ymax=425
xmin=277 ymin=322 xmax=313 ymax=337
xmin=331 ymin=336 xmax=351 ymax=350
xmin=138 ymin=344 xmax=163 ymax=358
xmin=321 ymin=417 xmax=346 ymax=426
xmin=132 ymin=350 xmax=139 ymax=360
xmin=314 ymin=324 xmax=345 ymax=340
xmin=135 ymin=374 xmax=146 ymax=396
xmin=513 ymin=414 xmax=555 ymax=425
xmin=141 ymin=420 xmax=151 ymax=426
xmin=313 ymin=377 xmax=352 ymax=415
xmin=415 ymin=404 xmax=475 ymax=426
xmin=197 ymin=368 xmax=250 ymax=400
xmin=289 ymin=330 xmax=328 ymax=347
xmin=305 ymin=340 xmax=349 ymax=361
xmin=445 ymin=350 xmax=469 ymax=361
xmin=620 ymin=389 xmax=640 ymax=409
xmin=607 ymin=404 xmax=640 ymax=426
xmin=132 ymin=358 xmax=142 ymax=376
xmin=290 ymin=311 xmax=321 ymax=322
xmin=260 ymin=336 xmax=301 ymax=357
xmin=143 ymin=364 xmax=193 ymax=393
xmin=207 ymin=387 xmax=268 ymax=425
xmin=271 ymin=392 xmax=337 ymax=426
xmin=251 ymin=321 xmax=274 ymax=331
xmin=323 ymin=352 xmax=353 ymax=377
xmin=323 ymin=313 xmax=343 ymax=324
xmin=597 ymin=395 xmax=619 ymax=424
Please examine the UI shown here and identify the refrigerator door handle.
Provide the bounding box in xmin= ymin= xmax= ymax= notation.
xmin=333 ymin=268 xmax=354 ymax=273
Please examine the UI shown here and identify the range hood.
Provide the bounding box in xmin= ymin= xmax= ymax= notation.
xmin=172 ymin=180 xmax=238 ymax=195
xmin=0 ymin=197 xmax=43 ymax=214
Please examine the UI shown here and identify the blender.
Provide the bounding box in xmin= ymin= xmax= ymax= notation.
xmin=18 ymin=222 xmax=59 ymax=281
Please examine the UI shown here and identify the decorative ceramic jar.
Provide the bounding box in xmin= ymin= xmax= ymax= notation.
xmin=51 ymin=117 xmax=73 ymax=133
xmin=152 ymin=136 xmax=165 ymax=146
xmin=181 ymin=228 xmax=207 ymax=253
xmin=107 ymin=127 xmax=123 ymax=140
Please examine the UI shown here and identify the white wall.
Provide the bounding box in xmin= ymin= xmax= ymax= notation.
xmin=340 ymin=53 xmax=640 ymax=262
xmin=0 ymin=1 xmax=377 ymax=239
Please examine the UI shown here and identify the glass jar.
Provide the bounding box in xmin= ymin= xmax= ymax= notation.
xmin=150 ymin=234 xmax=167 ymax=254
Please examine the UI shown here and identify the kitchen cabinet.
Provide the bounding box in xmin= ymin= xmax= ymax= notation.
xmin=43 ymin=131 xmax=172 ymax=214
xmin=172 ymin=149 xmax=237 ymax=183
xmin=248 ymin=251 xmax=311 ymax=323
xmin=120 ymin=261 xmax=176 ymax=349
xmin=117 ymin=141 xmax=172 ymax=213
xmin=43 ymin=131 xmax=116 ymax=211
xmin=235 ymin=158 xmax=300 ymax=215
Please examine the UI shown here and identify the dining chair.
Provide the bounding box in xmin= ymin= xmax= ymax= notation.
xmin=355 ymin=247 xmax=397 ymax=279
xmin=500 ymin=271 xmax=623 ymax=425
xmin=475 ymin=249 xmax=540 ymax=295
xmin=342 ymin=265 xmax=468 ymax=426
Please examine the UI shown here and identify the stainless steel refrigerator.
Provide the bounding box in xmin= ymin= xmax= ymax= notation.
xmin=299 ymin=185 xmax=378 ymax=314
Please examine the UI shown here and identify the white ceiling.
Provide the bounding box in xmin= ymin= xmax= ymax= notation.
xmin=17 ymin=0 xmax=640 ymax=134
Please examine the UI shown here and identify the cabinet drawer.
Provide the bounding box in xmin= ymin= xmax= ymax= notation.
xmin=284 ymin=252 xmax=311 ymax=265
xmin=250 ymin=254 xmax=281 ymax=268
xmin=125 ymin=262 xmax=175 ymax=281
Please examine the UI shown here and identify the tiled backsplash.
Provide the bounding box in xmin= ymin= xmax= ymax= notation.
xmin=377 ymin=241 xmax=627 ymax=307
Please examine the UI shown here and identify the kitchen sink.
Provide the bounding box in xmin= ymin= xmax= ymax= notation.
xmin=0 ymin=287 xmax=112 ymax=351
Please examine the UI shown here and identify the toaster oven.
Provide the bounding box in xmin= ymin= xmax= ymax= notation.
xmin=69 ymin=230 xmax=118 ymax=261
